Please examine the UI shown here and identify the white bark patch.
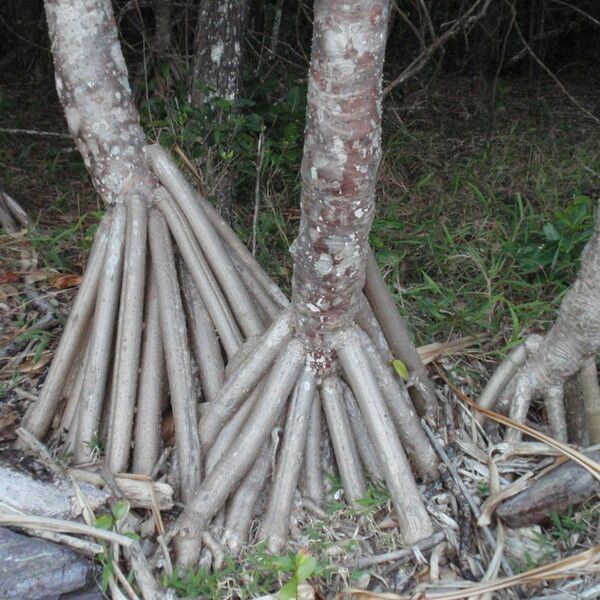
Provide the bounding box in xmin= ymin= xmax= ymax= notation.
xmin=332 ymin=137 xmax=346 ymax=164
xmin=315 ymin=254 xmax=333 ymax=276
xmin=64 ymin=107 xmax=81 ymax=135
xmin=210 ymin=41 xmax=224 ymax=65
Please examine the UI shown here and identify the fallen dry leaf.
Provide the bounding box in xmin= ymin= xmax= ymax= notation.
xmin=0 ymin=409 xmax=19 ymax=441
xmin=23 ymin=269 xmax=57 ymax=284
xmin=0 ymin=272 xmax=19 ymax=284
xmin=52 ymin=274 xmax=83 ymax=289
xmin=0 ymin=282 xmax=20 ymax=300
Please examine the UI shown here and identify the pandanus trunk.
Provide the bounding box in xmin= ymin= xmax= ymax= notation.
xmin=31 ymin=0 xmax=438 ymax=568
xmin=44 ymin=0 xmax=154 ymax=205
xmin=290 ymin=0 xmax=435 ymax=543
xmin=291 ymin=0 xmax=386 ymax=362
xmin=24 ymin=0 xmax=153 ymax=449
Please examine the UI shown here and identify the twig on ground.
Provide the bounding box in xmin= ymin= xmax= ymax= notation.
xmin=348 ymin=544 xmax=600 ymax=599
xmin=422 ymin=421 xmax=514 ymax=578
xmin=345 ymin=531 xmax=446 ymax=569
xmin=0 ymin=127 xmax=72 ymax=139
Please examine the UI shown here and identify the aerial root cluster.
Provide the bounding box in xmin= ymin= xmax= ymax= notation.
xmin=0 ymin=184 xmax=30 ymax=234
xmin=19 ymin=146 xmax=441 ymax=567
xmin=19 ymin=144 xmax=283 ymax=489
xmin=477 ymin=224 xmax=600 ymax=445
xmin=478 ymin=337 xmax=600 ymax=445
xmin=173 ymin=313 xmax=440 ymax=567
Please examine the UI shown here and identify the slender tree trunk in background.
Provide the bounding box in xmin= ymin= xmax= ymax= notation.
xmin=268 ymin=0 xmax=284 ymax=55
xmin=153 ymin=0 xmax=172 ymax=58
xmin=191 ymin=0 xmax=250 ymax=104
xmin=174 ymin=0 xmax=438 ymax=568
xmin=191 ymin=0 xmax=251 ymax=219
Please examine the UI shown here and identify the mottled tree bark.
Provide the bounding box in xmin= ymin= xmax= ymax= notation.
xmin=44 ymin=0 xmax=154 ymax=205
xmin=153 ymin=0 xmax=172 ymax=58
xmin=191 ymin=0 xmax=250 ymax=105
xmin=190 ymin=0 xmax=251 ymax=219
xmin=291 ymin=0 xmax=384 ymax=364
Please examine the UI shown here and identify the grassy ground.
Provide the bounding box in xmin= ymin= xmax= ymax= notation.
xmin=1 ymin=70 xmax=600 ymax=598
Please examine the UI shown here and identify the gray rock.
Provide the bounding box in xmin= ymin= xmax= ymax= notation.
xmin=0 ymin=527 xmax=100 ymax=599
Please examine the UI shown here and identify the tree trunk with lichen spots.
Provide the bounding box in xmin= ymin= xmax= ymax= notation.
xmin=290 ymin=0 xmax=385 ymax=369
xmin=191 ymin=0 xmax=250 ymax=105
xmin=153 ymin=0 xmax=171 ymax=58
xmin=190 ymin=0 xmax=251 ymax=220
xmin=44 ymin=0 xmax=154 ymax=206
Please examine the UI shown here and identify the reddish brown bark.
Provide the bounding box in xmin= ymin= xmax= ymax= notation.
xmin=291 ymin=0 xmax=389 ymax=369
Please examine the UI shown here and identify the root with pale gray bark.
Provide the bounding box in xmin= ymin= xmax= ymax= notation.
xmin=0 ymin=184 xmax=30 ymax=233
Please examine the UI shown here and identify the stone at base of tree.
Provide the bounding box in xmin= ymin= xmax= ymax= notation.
xmin=496 ymin=449 xmax=600 ymax=528
xmin=0 ymin=527 xmax=100 ymax=599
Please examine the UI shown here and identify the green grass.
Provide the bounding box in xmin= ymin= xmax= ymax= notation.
xmin=160 ymin=483 xmax=397 ymax=598
xmin=365 ymin=81 xmax=600 ymax=357
xmin=510 ymin=502 xmax=600 ymax=573
xmin=26 ymin=209 xmax=103 ymax=271
xmin=161 ymin=543 xmax=327 ymax=599
xmin=153 ymin=75 xmax=599 ymax=367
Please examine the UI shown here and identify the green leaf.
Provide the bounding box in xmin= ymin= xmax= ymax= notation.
xmin=391 ymin=359 xmax=409 ymax=380
xmin=543 ymin=223 xmax=560 ymax=241
xmin=101 ymin=563 xmax=112 ymax=592
xmin=94 ymin=514 xmax=114 ymax=530
xmin=279 ymin=577 xmax=298 ymax=599
xmin=272 ymin=554 xmax=295 ymax=572
xmin=112 ymin=499 xmax=130 ymax=522
xmin=295 ymin=553 xmax=317 ymax=581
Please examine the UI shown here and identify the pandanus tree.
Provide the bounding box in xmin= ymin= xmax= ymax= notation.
xmin=21 ymin=0 xmax=443 ymax=567
xmin=173 ymin=0 xmax=440 ymax=566
xmin=20 ymin=0 xmax=288 ymax=502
